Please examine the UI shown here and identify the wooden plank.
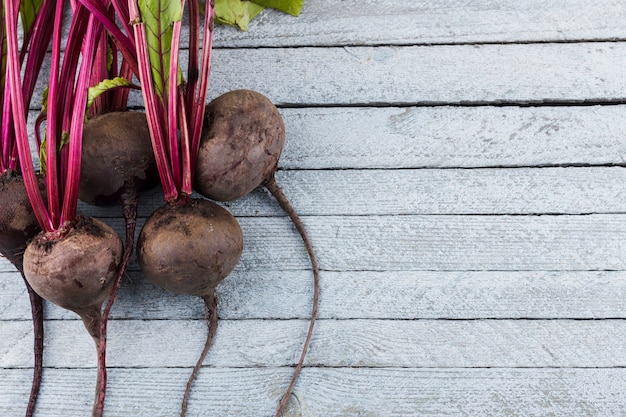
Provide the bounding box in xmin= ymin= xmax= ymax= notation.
xmin=1 ymin=367 xmax=626 ymax=416
xmin=28 ymin=105 xmax=626 ymax=170
xmin=54 ymin=2 xmax=626 ymax=49
xmin=30 ymin=43 xmax=626 ymax=108
xmin=2 ymin=214 xmax=626 ymax=273
xmin=277 ymin=105 xmax=626 ymax=169
xmin=74 ymin=167 xmax=626 ymax=218
xmin=3 ymin=270 xmax=626 ymax=321
xmin=203 ymin=43 xmax=626 ymax=106
xmin=3 ymin=319 xmax=626 ymax=368
xmin=24 ymin=105 xmax=626 ymax=172
xmin=212 ymin=0 xmax=626 ymax=47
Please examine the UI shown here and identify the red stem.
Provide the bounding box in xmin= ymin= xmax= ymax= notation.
xmin=189 ymin=0 xmax=214 ymax=171
xmin=167 ymin=20 xmax=183 ymax=190
xmin=1 ymin=87 xmax=12 ymax=171
xmin=112 ymin=59 xmax=134 ymax=111
xmin=61 ymin=14 xmax=102 ymax=225
xmin=185 ymin=0 xmax=199 ymax=119
xmin=44 ymin=0 xmax=66 ymax=227
xmin=129 ymin=1 xmax=178 ymax=201
xmin=178 ymin=91 xmax=192 ymax=195
xmin=78 ymin=0 xmax=138 ymax=77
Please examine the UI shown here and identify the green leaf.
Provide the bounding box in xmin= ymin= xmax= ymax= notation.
xmin=249 ymin=0 xmax=303 ymax=16
xmin=214 ymin=0 xmax=265 ymax=31
xmin=19 ymin=0 xmax=44 ymax=35
xmin=87 ymin=77 xmax=132 ymax=109
xmin=39 ymin=131 xmax=69 ymax=176
xmin=138 ymin=0 xmax=183 ymax=100
xmin=40 ymin=86 xmax=49 ymax=115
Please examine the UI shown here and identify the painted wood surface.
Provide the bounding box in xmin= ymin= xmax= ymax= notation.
xmin=3 ymin=1 xmax=626 ymax=416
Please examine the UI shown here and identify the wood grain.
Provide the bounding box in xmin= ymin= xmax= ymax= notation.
xmin=5 ymin=2 xmax=626 ymax=416
xmin=212 ymin=0 xmax=626 ymax=47
xmin=1 ymin=214 xmax=625 ymax=273
xmin=3 ymin=319 xmax=626 ymax=368
xmin=3 ymin=270 xmax=626 ymax=321
xmin=2 ymin=368 xmax=626 ymax=416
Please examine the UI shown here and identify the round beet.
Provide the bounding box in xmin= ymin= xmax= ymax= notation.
xmin=24 ymin=216 xmax=122 ymax=320
xmin=137 ymin=198 xmax=243 ymax=296
xmin=0 ymin=172 xmax=42 ymax=268
xmin=79 ymin=111 xmax=158 ymax=205
xmin=194 ymin=89 xmax=285 ymax=201
xmin=193 ymin=89 xmax=319 ymax=417
xmin=79 ymin=111 xmax=159 ymax=415
xmin=0 ymin=172 xmax=44 ymax=416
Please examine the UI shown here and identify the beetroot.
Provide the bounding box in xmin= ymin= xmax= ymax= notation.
xmin=194 ymin=89 xmax=285 ymax=202
xmin=78 ymin=110 xmax=158 ymax=414
xmin=137 ymin=198 xmax=243 ymax=296
xmin=0 ymin=172 xmax=44 ymax=417
xmin=80 ymin=111 xmax=158 ymax=206
xmin=24 ymin=217 xmax=122 ymax=328
xmin=137 ymin=197 xmax=244 ymax=416
xmin=194 ymin=89 xmax=320 ymax=417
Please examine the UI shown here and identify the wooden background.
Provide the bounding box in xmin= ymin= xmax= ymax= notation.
xmin=3 ymin=0 xmax=626 ymax=415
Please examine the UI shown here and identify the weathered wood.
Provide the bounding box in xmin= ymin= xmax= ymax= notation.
xmin=26 ymin=105 xmax=626 ymax=171
xmin=277 ymin=105 xmax=626 ymax=169
xmin=72 ymin=167 xmax=626 ymax=218
xmin=2 ymin=214 xmax=626 ymax=273
xmin=30 ymin=43 xmax=626 ymax=108
xmin=2 ymin=368 xmax=626 ymax=416
xmin=204 ymin=43 xmax=626 ymax=106
xmin=212 ymin=0 xmax=626 ymax=47
xmin=3 ymin=270 xmax=626 ymax=321
xmin=3 ymin=319 xmax=626 ymax=368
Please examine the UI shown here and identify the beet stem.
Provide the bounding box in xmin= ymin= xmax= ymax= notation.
xmin=94 ymin=188 xmax=139 ymax=417
xmin=21 ymin=275 xmax=44 ymax=417
xmin=180 ymin=290 xmax=218 ymax=417
xmin=265 ymin=176 xmax=320 ymax=417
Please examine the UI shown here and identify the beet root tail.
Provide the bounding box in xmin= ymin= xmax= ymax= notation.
xmin=265 ymin=175 xmax=320 ymax=417
xmin=180 ymin=290 xmax=219 ymax=417
xmin=22 ymin=275 xmax=44 ymax=417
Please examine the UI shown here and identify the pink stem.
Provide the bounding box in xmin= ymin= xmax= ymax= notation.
xmin=190 ymin=0 xmax=214 ymax=172
xmin=45 ymin=0 xmax=66 ymax=227
xmin=112 ymin=59 xmax=134 ymax=111
xmin=61 ymin=15 xmax=102 ymax=225
xmin=78 ymin=0 xmax=138 ymax=76
xmin=167 ymin=20 xmax=182 ymax=190
xmin=129 ymin=0 xmax=177 ymax=201
xmin=185 ymin=0 xmax=199 ymax=119
xmin=178 ymin=91 xmax=192 ymax=195
xmin=1 ymin=87 xmax=12 ymax=171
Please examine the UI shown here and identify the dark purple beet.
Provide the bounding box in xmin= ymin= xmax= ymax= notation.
xmin=137 ymin=197 xmax=243 ymax=416
xmin=0 ymin=171 xmax=44 ymax=417
xmin=194 ymin=89 xmax=285 ymax=202
xmin=79 ymin=111 xmax=158 ymax=205
xmin=193 ymin=89 xmax=319 ymax=417
xmin=78 ymin=110 xmax=159 ymax=416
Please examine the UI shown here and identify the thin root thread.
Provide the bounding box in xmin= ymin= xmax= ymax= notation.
xmin=94 ymin=190 xmax=138 ymax=417
xmin=180 ymin=290 xmax=219 ymax=417
xmin=22 ymin=275 xmax=44 ymax=417
xmin=265 ymin=175 xmax=320 ymax=417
